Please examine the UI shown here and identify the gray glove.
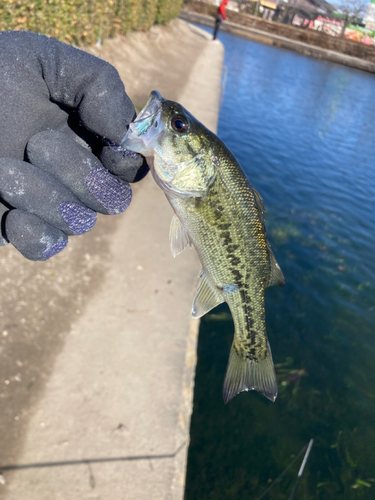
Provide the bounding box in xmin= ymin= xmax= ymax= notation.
xmin=0 ymin=31 xmax=148 ymax=260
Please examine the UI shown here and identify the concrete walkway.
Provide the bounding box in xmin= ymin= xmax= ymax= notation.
xmin=180 ymin=9 xmax=375 ymax=74
xmin=0 ymin=21 xmax=224 ymax=500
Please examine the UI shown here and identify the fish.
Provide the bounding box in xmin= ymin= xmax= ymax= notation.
xmin=121 ymin=90 xmax=285 ymax=403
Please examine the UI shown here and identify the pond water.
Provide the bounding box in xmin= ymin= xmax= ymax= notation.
xmin=184 ymin=26 xmax=375 ymax=500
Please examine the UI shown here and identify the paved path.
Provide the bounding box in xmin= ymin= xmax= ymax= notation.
xmin=0 ymin=20 xmax=223 ymax=500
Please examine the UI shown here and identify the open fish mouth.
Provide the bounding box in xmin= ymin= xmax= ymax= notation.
xmin=136 ymin=90 xmax=165 ymax=123
xmin=121 ymin=90 xmax=166 ymax=155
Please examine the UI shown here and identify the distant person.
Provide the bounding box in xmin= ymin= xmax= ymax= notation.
xmin=0 ymin=31 xmax=148 ymax=261
xmin=213 ymin=0 xmax=230 ymax=40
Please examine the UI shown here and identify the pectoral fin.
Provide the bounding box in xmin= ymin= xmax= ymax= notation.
xmin=192 ymin=270 xmax=224 ymax=318
xmin=169 ymin=214 xmax=191 ymax=258
xmin=266 ymin=248 xmax=285 ymax=287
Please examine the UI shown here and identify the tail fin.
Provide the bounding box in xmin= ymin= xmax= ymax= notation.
xmin=223 ymin=342 xmax=278 ymax=404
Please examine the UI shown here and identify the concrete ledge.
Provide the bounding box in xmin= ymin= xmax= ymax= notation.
xmin=180 ymin=10 xmax=375 ymax=74
xmin=0 ymin=21 xmax=224 ymax=500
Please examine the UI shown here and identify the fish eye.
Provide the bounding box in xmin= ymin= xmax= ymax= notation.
xmin=171 ymin=115 xmax=189 ymax=134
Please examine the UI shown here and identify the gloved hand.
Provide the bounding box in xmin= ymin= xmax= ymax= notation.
xmin=0 ymin=31 xmax=148 ymax=261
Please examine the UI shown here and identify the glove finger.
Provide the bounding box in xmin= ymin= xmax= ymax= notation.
xmin=0 ymin=32 xmax=135 ymax=156
xmin=100 ymin=144 xmax=149 ymax=183
xmin=27 ymin=131 xmax=133 ymax=215
xmin=0 ymin=158 xmax=96 ymax=236
xmin=0 ymin=201 xmax=10 ymax=246
xmin=56 ymin=112 xmax=148 ymax=183
xmin=5 ymin=209 xmax=68 ymax=261
xmin=28 ymin=32 xmax=136 ymax=143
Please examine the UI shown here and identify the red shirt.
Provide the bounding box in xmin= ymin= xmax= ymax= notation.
xmin=218 ymin=0 xmax=229 ymax=20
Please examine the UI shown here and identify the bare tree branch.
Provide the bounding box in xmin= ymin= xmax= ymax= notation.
xmin=335 ymin=0 xmax=367 ymax=38
xmin=336 ymin=0 xmax=367 ymax=18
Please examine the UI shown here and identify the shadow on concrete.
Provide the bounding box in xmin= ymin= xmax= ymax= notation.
xmin=0 ymin=442 xmax=186 ymax=472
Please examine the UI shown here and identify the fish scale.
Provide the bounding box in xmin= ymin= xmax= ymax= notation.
xmin=122 ymin=90 xmax=285 ymax=403
xmin=176 ymin=160 xmax=267 ymax=343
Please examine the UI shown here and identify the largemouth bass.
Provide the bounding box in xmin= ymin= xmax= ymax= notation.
xmin=121 ymin=91 xmax=285 ymax=403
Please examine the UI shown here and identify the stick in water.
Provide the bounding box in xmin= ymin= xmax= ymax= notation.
xmin=288 ymin=439 xmax=314 ymax=500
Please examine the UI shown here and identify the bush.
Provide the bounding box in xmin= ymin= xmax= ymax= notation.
xmin=156 ymin=0 xmax=183 ymax=24
xmin=0 ymin=0 xmax=184 ymax=46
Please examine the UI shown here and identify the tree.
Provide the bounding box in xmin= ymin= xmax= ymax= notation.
xmin=336 ymin=0 xmax=368 ymax=38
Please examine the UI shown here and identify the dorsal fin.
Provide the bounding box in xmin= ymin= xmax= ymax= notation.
xmin=252 ymin=187 xmax=265 ymax=216
xmin=252 ymin=188 xmax=284 ymax=287
xmin=266 ymin=248 xmax=285 ymax=287
xmin=169 ymin=214 xmax=191 ymax=258
xmin=192 ymin=270 xmax=224 ymax=318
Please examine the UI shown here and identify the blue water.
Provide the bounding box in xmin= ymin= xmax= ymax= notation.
xmin=185 ymin=26 xmax=375 ymax=499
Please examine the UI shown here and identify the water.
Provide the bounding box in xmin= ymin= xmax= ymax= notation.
xmin=184 ymin=27 xmax=375 ymax=500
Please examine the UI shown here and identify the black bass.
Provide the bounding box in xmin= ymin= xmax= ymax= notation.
xmin=121 ymin=91 xmax=285 ymax=403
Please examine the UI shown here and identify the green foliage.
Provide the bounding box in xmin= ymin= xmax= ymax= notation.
xmin=156 ymin=0 xmax=184 ymax=24
xmin=0 ymin=0 xmax=182 ymax=46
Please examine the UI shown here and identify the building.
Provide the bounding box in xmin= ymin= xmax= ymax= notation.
xmin=276 ymin=0 xmax=335 ymax=24
xmin=363 ymin=0 xmax=375 ymax=30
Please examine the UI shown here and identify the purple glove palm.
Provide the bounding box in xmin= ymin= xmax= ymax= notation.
xmin=0 ymin=31 xmax=148 ymax=260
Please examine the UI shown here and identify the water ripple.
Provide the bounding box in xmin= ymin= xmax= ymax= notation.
xmin=186 ymin=24 xmax=375 ymax=500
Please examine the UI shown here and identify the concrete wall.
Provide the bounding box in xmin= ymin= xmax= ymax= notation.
xmin=183 ymin=1 xmax=375 ymax=63
xmin=180 ymin=8 xmax=375 ymax=73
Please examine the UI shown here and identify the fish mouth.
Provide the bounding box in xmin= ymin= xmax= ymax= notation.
xmin=121 ymin=90 xmax=166 ymax=156
xmin=136 ymin=90 xmax=165 ymax=123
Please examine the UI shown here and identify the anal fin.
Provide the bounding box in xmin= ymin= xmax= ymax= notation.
xmin=223 ymin=341 xmax=278 ymax=403
xmin=192 ymin=270 xmax=224 ymax=319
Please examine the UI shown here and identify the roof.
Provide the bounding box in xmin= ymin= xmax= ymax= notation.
xmin=279 ymin=0 xmax=335 ymax=16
